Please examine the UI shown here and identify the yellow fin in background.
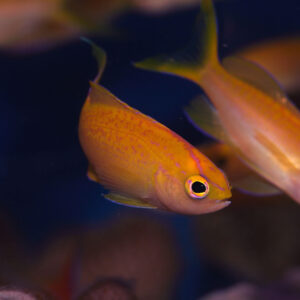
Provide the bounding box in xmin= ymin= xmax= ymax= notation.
xmin=233 ymin=173 xmax=281 ymax=196
xmin=134 ymin=0 xmax=218 ymax=83
xmin=87 ymin=165 xmax=98 ymax=182
xmin=184 ymin=94 xmax=227 ymax=142
xmin=104 ymin=193 xmax=157 ymax=209
xmin=222 ymin=56 xmax=299 ymax=113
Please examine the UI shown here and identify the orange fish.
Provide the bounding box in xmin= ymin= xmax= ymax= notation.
xmin=136 ymin=0 xmax=300 ymax=203
xmin=78 ymin=40 xmax=231 ymax=215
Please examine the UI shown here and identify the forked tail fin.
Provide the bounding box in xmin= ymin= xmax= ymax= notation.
xmin=134 ymin=0 xmax=219 ymax=83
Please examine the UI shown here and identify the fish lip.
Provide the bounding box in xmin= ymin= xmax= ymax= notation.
xmin=215 ymin=198 xmax=231 ymax=205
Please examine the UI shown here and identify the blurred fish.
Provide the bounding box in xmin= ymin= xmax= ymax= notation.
xmin=136 ymin=0 xmax=300 ymax=204
xmin=237 ymin=36 xmax=300 ymax=94
xmin=78 ymin=40 xmax=231 ymax=214
xmin=0 ymin=0 xmax=210 ymax=53
xmin=0 ymin=0 xmax=81 ymax=52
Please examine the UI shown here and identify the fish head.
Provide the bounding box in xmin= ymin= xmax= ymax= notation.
xmin=154 ymin=149 xmax=232 ymax=215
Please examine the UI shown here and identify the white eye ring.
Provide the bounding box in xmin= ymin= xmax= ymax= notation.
xmin=185 ymin=175 xmax=209 ymax=199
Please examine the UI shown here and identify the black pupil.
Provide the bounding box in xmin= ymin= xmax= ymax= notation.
xmin=191 ymin=181 xmax=206 ymax=193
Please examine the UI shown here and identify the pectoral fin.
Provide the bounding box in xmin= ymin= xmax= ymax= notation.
xmin=87 ymin=165 xmax=99 ymax=182
xmin=104 ymin=193 xmax=157 ymax=209
xmin=233 ymin=173 xmax=281 ymax=196
xmin=184 ymin=94 xmax=227 ymax=142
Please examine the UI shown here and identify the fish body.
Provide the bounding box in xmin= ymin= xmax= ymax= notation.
xmin=136 ymin=0 xmax=300 ymax=203
xmin=79 ymin=42 xmax=231 ymax=214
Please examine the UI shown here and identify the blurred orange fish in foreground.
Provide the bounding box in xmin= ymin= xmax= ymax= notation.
xmin=78 ymin=41 xmax=231 ymax=214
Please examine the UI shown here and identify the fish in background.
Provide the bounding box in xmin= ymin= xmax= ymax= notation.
xmin=237 ymin=36 xmax=300 ymax=95
xmin=201 ymin=268 xmax=300 ymax=300
xmin=136 ymin=0 xmax=300 ymax=204
xmin=78 ymin=40 xmax=231 ymax=214
xmin=0 ymin=0 xmax=203 ymax=53
xmin=0 ymin=0 xmax=81 ymax=52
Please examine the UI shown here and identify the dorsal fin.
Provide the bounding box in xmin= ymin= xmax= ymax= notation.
xmin=222 ymin=56 xmax=299 ymax=113
xmin=88 ymin=81 xmax=133 ymax=110
xmin=184 ymin=93 xmax=227 ymax=142
xmin=82 ymin=38 xmax=135 ymax=110
xmin=81 ymin=37 xmax=107 ymax=83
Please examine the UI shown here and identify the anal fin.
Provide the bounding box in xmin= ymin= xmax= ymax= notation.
xmin=104 ymin=193 xmax=157 ymax=209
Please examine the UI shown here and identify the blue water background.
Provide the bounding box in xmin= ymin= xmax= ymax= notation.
xmin=0 ymin=0 xmax=299 ymax=298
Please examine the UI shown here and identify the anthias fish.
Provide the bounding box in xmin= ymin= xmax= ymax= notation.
xmin=136 ymin=0 xmax=300 ymax=203
xmin=78 ymin=41 xmax=231 ymax=215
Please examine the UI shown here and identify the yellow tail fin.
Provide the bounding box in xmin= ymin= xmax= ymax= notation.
xmin=135 ymin=0 xmax=219 ymax=83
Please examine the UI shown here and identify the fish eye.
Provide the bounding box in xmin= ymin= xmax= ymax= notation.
xmin=185 ymin=175 xmax=209 ymax=199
